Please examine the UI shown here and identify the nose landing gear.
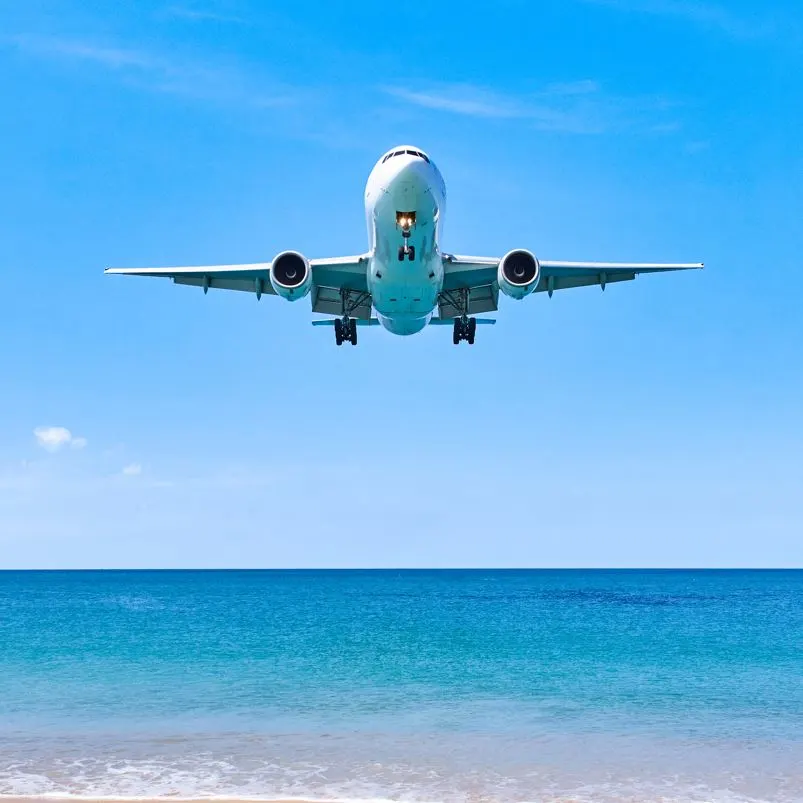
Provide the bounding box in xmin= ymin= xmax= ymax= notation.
xmin=397 ymin=245 xmax=416 ymax=262
xmin=396 ymin=211 xmax=416 ymax=262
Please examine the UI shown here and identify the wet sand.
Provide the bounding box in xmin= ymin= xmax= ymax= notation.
xmin=1 ymin=799 xmax=327 ymax=803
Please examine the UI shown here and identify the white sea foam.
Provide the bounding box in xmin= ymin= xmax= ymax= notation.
xmin=0 ymin=736 xmax=799 ymax=803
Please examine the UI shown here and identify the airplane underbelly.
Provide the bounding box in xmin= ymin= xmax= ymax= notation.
xmin=370 ymin=256 xmax=439 ymax=316
xmin=366 ymin=168 xmax=445 ymax=334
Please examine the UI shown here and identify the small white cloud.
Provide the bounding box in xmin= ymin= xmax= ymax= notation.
xmin=122 ymin=463 xmax=142 ymax=476
xmin=34 ymin=426 xmax=87 ymax=452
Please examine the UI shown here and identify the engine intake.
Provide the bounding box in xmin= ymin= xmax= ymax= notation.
xmin=270 ymin=251 xmax=312 ymax=301
xmin=498 ymin=249 xmax=540 ymax=300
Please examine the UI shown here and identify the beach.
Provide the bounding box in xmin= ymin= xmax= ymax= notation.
xmin=1 ymin=570 xmax=801 ymax=803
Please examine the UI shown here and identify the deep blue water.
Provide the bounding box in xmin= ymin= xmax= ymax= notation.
xmin=0 ymin=570 xmax=801 ymax=802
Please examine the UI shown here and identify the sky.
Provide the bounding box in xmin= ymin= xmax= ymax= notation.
xmin=0 ymin=0 xmax=801 ymax=568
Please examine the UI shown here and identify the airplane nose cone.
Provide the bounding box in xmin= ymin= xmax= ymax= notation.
xmin=395 ymin=157 xmax=429 ymax=185
xmin=386 ymin=157 xmax=431 ymax=207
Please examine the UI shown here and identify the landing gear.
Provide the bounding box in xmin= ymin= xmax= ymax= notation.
xmin=331 ymin=289 xmax=371 ymax=346
xmin=334 ymin=316 xmax=358 ymax=346
xmin=396 ymin=210 xmax=416 ymax=262
xmin=439 ymin=289 xmax=478 ymax=346
xmin=452 ymin=316 xmax=477 ymax=345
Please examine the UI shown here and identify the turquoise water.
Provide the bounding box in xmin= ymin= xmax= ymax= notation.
xmin=0 ymin=570 xmax=801 ymax=802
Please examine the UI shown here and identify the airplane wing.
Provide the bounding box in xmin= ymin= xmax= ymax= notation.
xmin=105 ymin=254 xmax=373 ymax=318
xmin=439 ymin=254 xmax=703 ymax=318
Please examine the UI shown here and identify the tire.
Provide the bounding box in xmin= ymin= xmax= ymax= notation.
xmin=398 ymin=247 xmax=405 ymax=261
xmin=467 ymin=317 xmax=476 ymax=345
xmin=349 ymin=318 xmax=358 ymax=345
xmin=452 ymin=321 xmax=461 ymax=345
xmin=408 ymin=246 xmax=416 ymax=261
xmin=334 ymin=319 xmax=343 ymax=346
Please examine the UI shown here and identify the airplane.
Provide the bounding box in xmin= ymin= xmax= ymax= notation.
xmin=106 ymin=145 xmax=703 ymax=346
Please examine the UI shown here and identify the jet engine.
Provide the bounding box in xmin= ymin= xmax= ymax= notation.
xmin=497 ymin=249 xmax=540 ymax=300
xmin=269 ymin=251 xmax=313 ymax=301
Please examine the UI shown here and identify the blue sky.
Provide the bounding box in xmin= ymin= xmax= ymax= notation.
xmin=1 ymin=0 xmax=801 ymax=568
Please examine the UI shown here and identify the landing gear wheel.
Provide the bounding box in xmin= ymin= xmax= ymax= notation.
xmin=451 ymin=316 xmax=476 ymax=345
xmin=334 ymin=319 xmax=344 ymax=346
xmin=407 ymin=246 xmax=416 ymax=262
xmin=349 ymin=318 xmax=358 ymax=345
xmin=398 ymin=247 xmax=405 ymax=262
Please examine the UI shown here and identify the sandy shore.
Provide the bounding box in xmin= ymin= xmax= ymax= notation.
xmin=0 ymin=799 xmax=328 ymax=803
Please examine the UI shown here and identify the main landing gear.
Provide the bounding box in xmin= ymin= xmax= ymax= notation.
xmin=452 ymin=315 xmax=476 ymax=345
xmin=334 ymin=317 xmax=357 ymax=346
xmin=332 ymin=289 xmax=370 ymax=346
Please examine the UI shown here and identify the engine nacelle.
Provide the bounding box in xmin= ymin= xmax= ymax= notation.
xmin=269 ymin=250 xmax=313 ymax=301
xmin=497 ymin=249 xmax=540 ymax=300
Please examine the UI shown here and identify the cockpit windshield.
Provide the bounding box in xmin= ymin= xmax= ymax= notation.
xmin=382 ymin=149 xmax=430 ymax=164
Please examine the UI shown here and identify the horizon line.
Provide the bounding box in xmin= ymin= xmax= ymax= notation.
xmin=0 ymin=567 xmax=800 ymax=572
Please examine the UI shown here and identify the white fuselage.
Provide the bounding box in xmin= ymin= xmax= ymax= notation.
xmin=364 ymin=146 xmax=446 ymax=335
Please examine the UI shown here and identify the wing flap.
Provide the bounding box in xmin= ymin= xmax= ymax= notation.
xmin=311 ymin=285 xmax=373 ymax=319
xmin=438 ymin=283 xmax=498 ymax=319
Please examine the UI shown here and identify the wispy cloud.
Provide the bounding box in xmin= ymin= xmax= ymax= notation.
xmin=7 ymin=34 xmax=294 ymax=109
xmin=33 ymin=426 xmax=87 ymax=452
xmin=163 ymin=5 xmax=245 ymax=24
xmin=386 ymin=81 xmax=677 ymax=135
xmin=122 ymin=463 xmax=143 ymax=476
xmin=388 ymin=85 xmax=527 ymax=119
xmin=579 ymin=0 xmax=794 ymax=41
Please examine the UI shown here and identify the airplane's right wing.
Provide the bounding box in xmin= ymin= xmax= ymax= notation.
xmin=534 ymin=260 xmax=704 ymax=295
xmin=439 ymin=254 xmax=703 ymax=317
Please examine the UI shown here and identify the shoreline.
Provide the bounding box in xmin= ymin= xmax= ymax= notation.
xmin=0 ymin=799 xmax=340 ymax=803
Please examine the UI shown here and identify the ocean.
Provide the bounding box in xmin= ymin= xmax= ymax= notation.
xmin=0 ymin=569 xmax=801 ymax=803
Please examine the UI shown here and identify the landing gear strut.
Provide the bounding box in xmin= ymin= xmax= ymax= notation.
xmin=452 ymin=315 xmax=476 ymax=345
xmin=396 ymin=211 xmax=416 ymax=261
xmin=333 ymin=289 xmax=369 ymax=346
xmin=439 ymin=288 xmax=477 ymax=345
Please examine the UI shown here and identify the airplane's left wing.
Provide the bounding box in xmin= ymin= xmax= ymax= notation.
xmin=105 ymin=254 xmax=372 ymax=317
xmin=439 ymin=254 xmax=702 ymax=317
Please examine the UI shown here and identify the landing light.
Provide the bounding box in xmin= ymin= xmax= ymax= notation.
xmin=396 ymin=211 xmax=417 ymax=229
